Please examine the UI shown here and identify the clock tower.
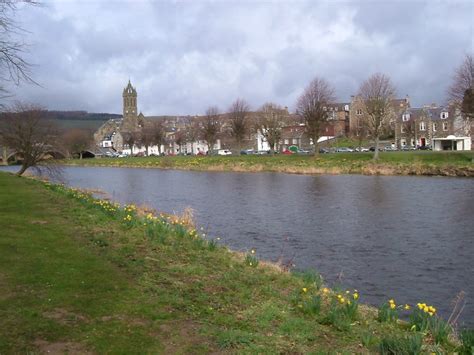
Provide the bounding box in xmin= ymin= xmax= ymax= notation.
xmin=122 ymin=80 xmax=139 ymax=130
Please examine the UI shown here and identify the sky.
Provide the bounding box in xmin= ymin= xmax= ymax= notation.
xmin=5 ymin=0 xmax=474 ymax=115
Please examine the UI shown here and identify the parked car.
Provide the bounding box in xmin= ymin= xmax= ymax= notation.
xmin=296 ymin=149 xmax=310 ymax=154
xmin=240 ymin=149 xmax=256 ymax=155
xmin=354 ymin=147 xmax=369 ymax=152
xmin=369 ymin=146 xmax=383 ymax=152
xmin=417 ymin=145 xmax=432 ymax=150
xmin=218 ymin=149 xmax=232 ymax=156
xmin=257 ymin=150 xmax=270 ymax=155
xmin=319 ymin=148 xmax=329 ymax=154
xmin=336 ymin=147 xmax=354 ymax=153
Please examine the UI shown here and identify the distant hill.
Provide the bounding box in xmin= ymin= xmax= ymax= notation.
xmin=47 ymin=111 xmax=122 ymax=131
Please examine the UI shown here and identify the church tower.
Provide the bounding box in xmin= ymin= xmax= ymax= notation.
xmin=122 ymin=80 xmax=139 ymax=131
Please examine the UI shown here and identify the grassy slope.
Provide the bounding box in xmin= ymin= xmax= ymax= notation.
xmin=0 ymin=172 xmax=460 ymax=353
xmin=64 ymin=151 xmax=474 ymax=177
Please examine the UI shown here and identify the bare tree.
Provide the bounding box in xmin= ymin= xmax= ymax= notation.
xmin=202 ymin=106 xmax=220 ymax=155
xmin=229 ymin=98 xmax=250 ymax=155
xmin=462 ymin=88 xmax=474 ymax=121
xmin=62 ymin=128 xmax=92 ymax=159
xmin=122 ymin=131 xmax=138 ymax=155
xmin=358 ymin=73 xmax=396 ymax=160
xmin=174 ymin=130 xmax=186 ymax=154
xmin=256 ymin=102 xmax=285 ymax=154
xmin=185 ymin=117 xmax=201 ymax=155
xmin=352 ymin=114 xmax=369 ymax=152
xmin=138 ymin=123 xmax=155 ymax=156
xmin=296 ymin=77 xmax=336 ymax=156
xmin=448 ymin=54 xmax=474 ymax=105
xmin=0 ymin=1 xmax=39 ymax=100
xmin=402 ymin=118 xmax=416 ymax=148
xmin=150 ymin=120 xmax=165 ymax=155
xmin=0 ymin=103 xmax=59 ymax=176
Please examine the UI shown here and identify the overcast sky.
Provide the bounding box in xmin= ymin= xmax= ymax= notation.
xmin=6 ymin=0 xmax=474 ymax=115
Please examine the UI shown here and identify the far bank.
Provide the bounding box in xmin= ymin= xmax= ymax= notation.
xmin=63 ymin=151 xmax=474 ymax=177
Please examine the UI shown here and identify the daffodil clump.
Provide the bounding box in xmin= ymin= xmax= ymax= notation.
xmin=43 ymin=182 xmax=216 ymax=247
xmin=409 ymin=302 xmax=438 ymax=332
xmin=244 ymin=249 xmax=259 ymax=268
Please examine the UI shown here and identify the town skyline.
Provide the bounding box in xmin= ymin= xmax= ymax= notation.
xmin=4 ymin=0 xmax=474 ymax=115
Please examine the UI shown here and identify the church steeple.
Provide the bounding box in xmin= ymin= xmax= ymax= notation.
xmin=122 ymin=80 xmax=137 ymax=119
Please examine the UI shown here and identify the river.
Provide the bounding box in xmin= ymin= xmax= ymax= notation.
xmin=2 ymin=165 xmax=473 ymax=326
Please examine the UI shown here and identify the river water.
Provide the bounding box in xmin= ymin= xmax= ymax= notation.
xmin=2 ymin=166 xmax=473 ymax=326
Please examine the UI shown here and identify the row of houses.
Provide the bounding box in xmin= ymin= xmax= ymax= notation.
xmin=94 ymin=81 xmax=472 ymax=154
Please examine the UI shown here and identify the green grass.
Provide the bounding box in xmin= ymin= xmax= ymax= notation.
xmin=0 ymin=172 xmax=466 ymax=353
xmin=64 ymin=150 xmax=474 ymax=177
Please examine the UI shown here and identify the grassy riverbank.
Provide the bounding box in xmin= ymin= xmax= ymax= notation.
xmin=0 ymin=172 xmax=471 ymax=353
xmin=65 ymin=151 xmax=474 ymax=177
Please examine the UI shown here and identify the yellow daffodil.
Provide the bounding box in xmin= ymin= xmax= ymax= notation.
xmin=322 ymin=288 xmax=329 ymax=294
xmin=353 ymin=293 xmax=359 ymax=300
xmin=404 ymin=304 xmax=411 ymax=310
xmin=302 ymin=287 xmax=307 ymax=293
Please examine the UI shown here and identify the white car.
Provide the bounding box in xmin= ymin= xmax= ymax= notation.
xmin=217 ymin=149 xmax=232 ymax=156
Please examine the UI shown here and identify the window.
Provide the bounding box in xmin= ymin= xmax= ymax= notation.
xmin=420 ymin=122 xmax=426 ymax=131
xmin=400 ymin=125 xmax=406 ymax=133
xmin=344 ymin=105 xmax=349 ymax=111
xmin=292 ymin=138 xmax=297 ymax=144
xmin=433 ymin=123 xmax=437 ymax=132
xmin=440 ymin=112 xmax=449 ymax=119
xmin=284 ymin=139 xmax=289 ymax=145
xmin=356 ymin=109 xmax=362 ymax=115
xmin=402 ymin=113 xmax=410 ymax=121
xmin=443 ymin=122 xmax=448 ymax=131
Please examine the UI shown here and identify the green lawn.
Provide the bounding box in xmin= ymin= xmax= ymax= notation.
xmin=0 ymin=172 xmax=468 ymax=353
xmin=64 ymin=151 xmax=474 ymax=177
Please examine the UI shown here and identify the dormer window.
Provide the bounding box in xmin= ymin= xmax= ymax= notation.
xmin=402 ymin=113 xmax=410 ymax=122
xmin=344 ymin=105 xmax=349 ymax=111
xmin=440 ymin=112 xmax=448 ymax=119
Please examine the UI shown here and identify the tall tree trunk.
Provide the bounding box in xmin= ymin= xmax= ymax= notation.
xmin=16 ymin=163 xmax=28 ymax=176
xmin=373 ymin=136 xmax=380 ymax=160
xmin=313 ymin=136 xmax=320 ymax=157
xmin=2 ymin=146 xmax=7 ymax=165
xmin=80 ymin=152 xmax=83 ymax=160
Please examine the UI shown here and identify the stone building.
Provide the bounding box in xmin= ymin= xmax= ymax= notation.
xmin=349 ymin=95 xmax=410 ymax=140
xmin=395 ymin=104 xmax=471 ymax=149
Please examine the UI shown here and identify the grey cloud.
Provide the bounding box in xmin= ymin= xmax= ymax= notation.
xmin=5 ymin=0 xmax=473 ymax=114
